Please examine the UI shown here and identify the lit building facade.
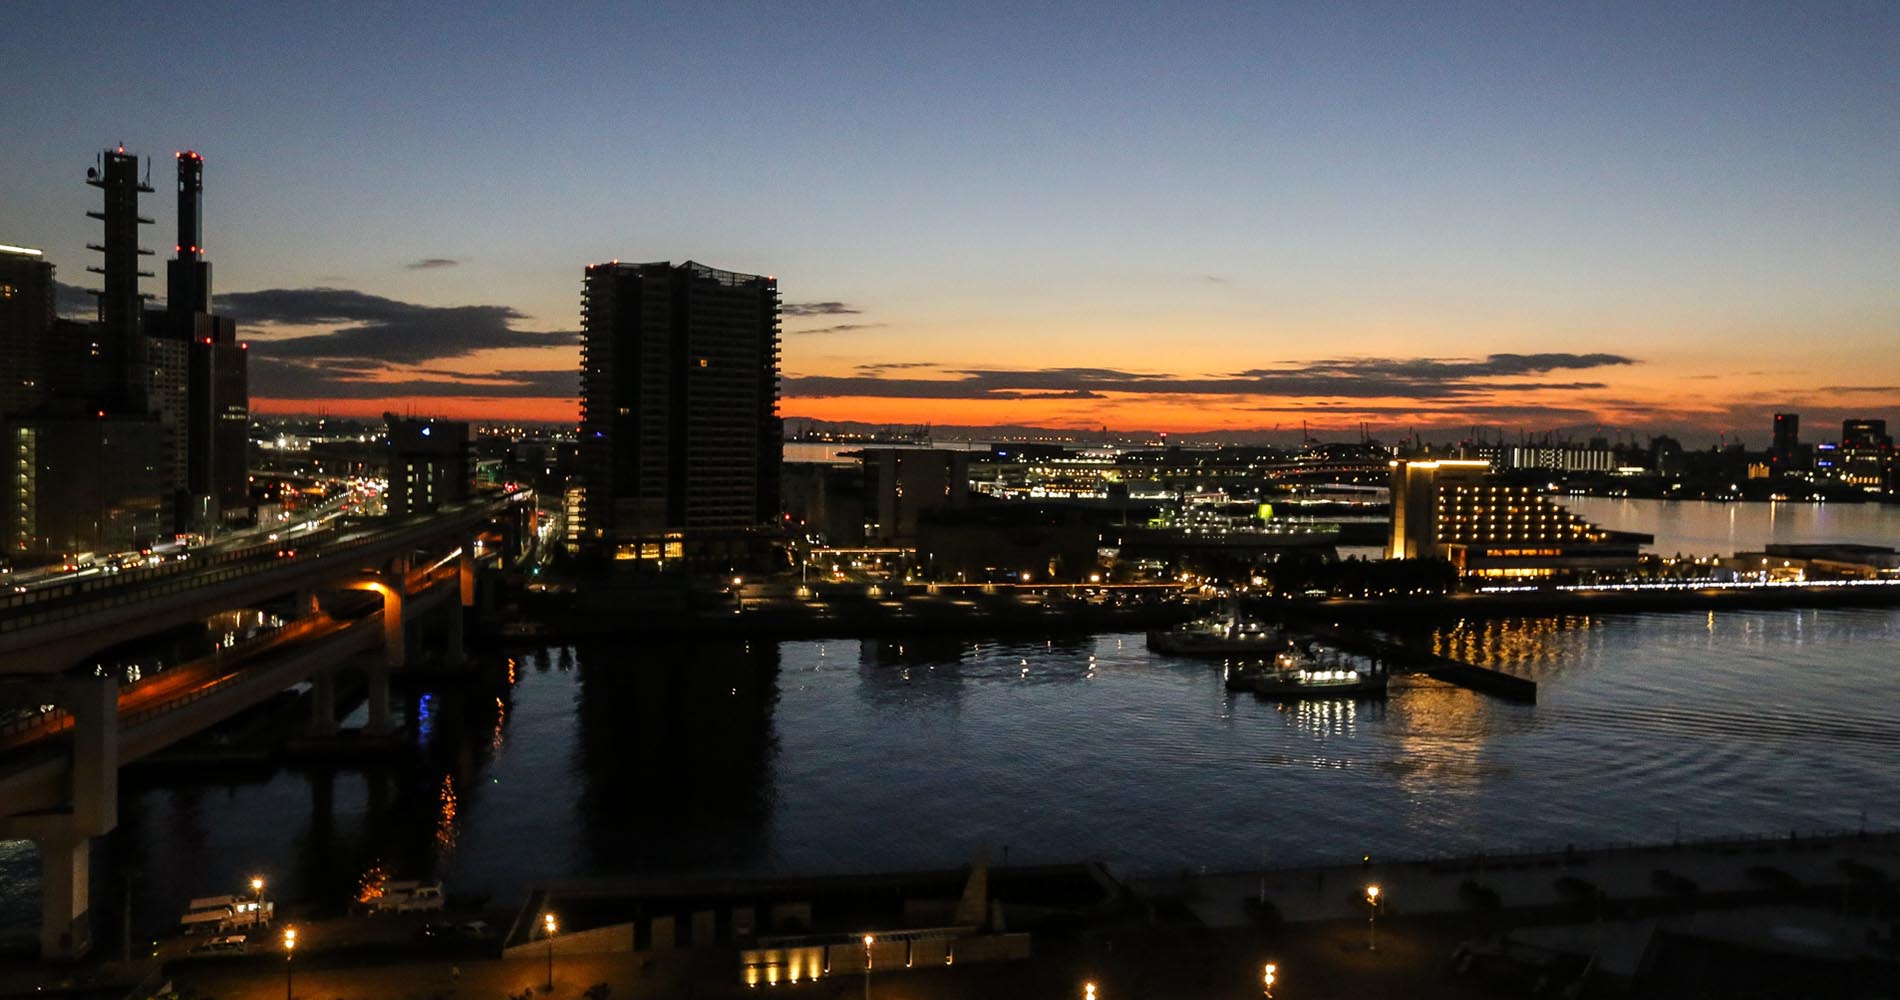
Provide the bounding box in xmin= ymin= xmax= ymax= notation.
xmin=1388 ymin=459 xmax=1644 ymax=578
xmin=1838 ymin=418 xmax=1892 ymax=491
xmin=384 ymin=414 xmax=470 ymax=517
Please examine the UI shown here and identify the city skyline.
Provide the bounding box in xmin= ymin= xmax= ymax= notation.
xmin=3 ymin=3 xmax=1897 ymax=443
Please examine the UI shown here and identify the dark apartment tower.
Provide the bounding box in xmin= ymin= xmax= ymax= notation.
xmin=84 ymin=147 xmax=155 ymax=412
xmin=578 ymin=260 xmax=781 ymax=565
xmin=1771 ymin=412 xmax=1800 ymax=469
xmin=0 ymin=245 xmax=53 ymax=415
xmin=158 ymin=151 xmax=250 ymax=529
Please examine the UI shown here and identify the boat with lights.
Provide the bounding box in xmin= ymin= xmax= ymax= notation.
xmin=1226 ymin=644 xmax=1387 ymax=699
xmin=1146 ymin=607 xmax=1285 ymax=657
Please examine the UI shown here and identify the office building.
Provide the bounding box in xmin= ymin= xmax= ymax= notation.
xmin=1838 ymin=419 xmax=1892 ymax=491
xmin=384 ymin=414 xmax=470 ymax=517
xmin=4 ymin=415 xmax=167 ymax=557
xmin=862 ymin=447 xmax=970 ymax=544
xmin=0 ymin=244 xmax=53 ymax=414
xmin=1388 ymin=459 xmax=1644 ymax=578
xmin=577 ymin=260 xmax=781 ymax=565
xmin=1771 ymin=413 xmax=1802 ymax=470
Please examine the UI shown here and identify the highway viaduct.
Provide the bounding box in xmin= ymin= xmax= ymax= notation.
xmin=0 ymin=493 xmax=533 ymax=959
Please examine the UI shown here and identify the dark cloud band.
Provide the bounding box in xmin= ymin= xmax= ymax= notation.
xmin=784 ymin=353 xmax=1637 ymax=401
xmin=220 ymin=287 xmax=576 ymax=365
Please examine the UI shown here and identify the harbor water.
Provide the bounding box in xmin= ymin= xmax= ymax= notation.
xmin=5 ymin=606 xmax=1900 ymax=947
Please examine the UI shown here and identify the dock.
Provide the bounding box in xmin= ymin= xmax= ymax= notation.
xmin=1292 ymin=619 xmax=1538 ymax=703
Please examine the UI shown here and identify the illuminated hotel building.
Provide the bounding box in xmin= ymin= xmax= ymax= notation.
xmin=1389 ymin=459 xmax=1645 ymax=578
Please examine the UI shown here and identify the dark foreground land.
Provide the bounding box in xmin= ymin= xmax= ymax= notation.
xmin=8 ymin=831 xmax=1897 ymax=1000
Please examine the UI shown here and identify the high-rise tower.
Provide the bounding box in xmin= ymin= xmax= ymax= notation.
xmin=156 ymin=151 xmax=249 ymax=528
xmin=167 ymin=151 xmax=210 ymax=314
xmin=1771 ymin=412 xmax=1801 ymax=470
xmin=0 ymin=244 xmax=53 ymax=414
xmin=577 ymin=260 xmax=781 ymax=567
xmin=84 ymin=146 xmax=155 ymax=411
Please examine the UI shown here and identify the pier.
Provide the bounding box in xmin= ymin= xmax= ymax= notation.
xmin=1283 ymin=617 xmax=1539 ymax=703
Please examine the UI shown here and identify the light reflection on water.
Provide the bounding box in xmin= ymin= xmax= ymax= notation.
xmin=3 ymin=608 xmax=1899 ymax=947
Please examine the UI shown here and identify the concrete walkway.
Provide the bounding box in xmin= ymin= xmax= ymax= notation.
xmin=1129 ymin=830 xmax=1900 ymax=929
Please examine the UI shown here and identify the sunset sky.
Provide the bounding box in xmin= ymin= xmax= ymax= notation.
xmin=4 ymin=2 xmax=1896 ymax=444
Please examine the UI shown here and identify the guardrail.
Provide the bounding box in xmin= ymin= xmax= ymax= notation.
xmin=0 ymin=615 xmax=346 ymax=750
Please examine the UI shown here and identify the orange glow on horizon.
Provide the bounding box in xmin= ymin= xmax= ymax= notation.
xmin=254 ymin=388 xmax=1702 ymax=434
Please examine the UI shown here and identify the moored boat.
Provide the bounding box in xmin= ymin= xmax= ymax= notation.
xmin=1227 ymin=644 xmax=1388 ymax=699
xmin=1147 ymin=613 xmax=1285 ymax=657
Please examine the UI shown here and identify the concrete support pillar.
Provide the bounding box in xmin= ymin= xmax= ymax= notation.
xmin=66 ymin=677 xmax=118 ymax=837
xmin=293 ymin=588 xmax=321 ymax=619
xmin=37 ymin=827 xmax=92 ymax=960
xmin=365 ymin=665 xmax=393 ymax=738
xmin=378 ymin=581 xmax=405 ymax=670
xmin=307 ymin=672 xmax=337 ymax=737
xmin=459 ymin=538 xmax=477 ymax=607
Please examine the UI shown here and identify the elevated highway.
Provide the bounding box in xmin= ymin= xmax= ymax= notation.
xmin=0 ymin=492 xmax=528 ymax=673
xmin=0 ymin=494 xmax=530 ymax=959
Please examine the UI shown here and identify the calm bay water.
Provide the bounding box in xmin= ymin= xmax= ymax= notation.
xmin=1560 ymin=495 xmax=1899 ymax=557
xmin=7 ymin=602 xmax=1900 ymax=947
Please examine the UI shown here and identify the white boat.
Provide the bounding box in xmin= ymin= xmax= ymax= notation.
xmin=1227 ymin=644 xmax=1388 ymax=699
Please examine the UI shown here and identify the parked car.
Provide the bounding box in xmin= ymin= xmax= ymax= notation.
xmin=188 ymin=934 xmax=249 ymax=956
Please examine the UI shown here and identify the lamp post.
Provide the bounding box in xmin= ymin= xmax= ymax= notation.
xmin=542 ymin=912 xmax=558 ymax=991
xmin=1365 ymin=884 xmax=1380 ymax=952
xmin=282 ymin=926 xmax=297 ymax=1000
xmin=861 ymin=934 xmax=874 ymax=1000
xmin=1262 ymin=963 xmax=1277 ymax=998
xmin=1084 ymin=981 xmax=1097 ymax=1000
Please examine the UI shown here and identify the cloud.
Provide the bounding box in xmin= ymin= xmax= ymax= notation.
xmin=251 ymin=358 xmax=576 ymax=399
xmin=853 ymin=361 xmax=941 ymax=373
xmin=792 ymin=322 xmax=886 ymax=335
xmin=405 ymin=257 xmax=460 ymax=270
xmin=783 ymin=353 xmax=1639 ymax=401
xmin=54 ymin=281 xmax=94 ymax=318
xmin=989 ymin=390 xmax=1106 ymax=400
xmin=781 ymin=301 xmax=860 ymax=317
xmin=219 ymin=287 xmax=576 ymax=365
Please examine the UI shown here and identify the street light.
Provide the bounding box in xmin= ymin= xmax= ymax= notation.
xmin=1262 ymin=963 xmax=1277 ymax=998
xmin=1365 ymin=884 xmax=1381 ymax=951
xmin=543 ymin=911 xmax=558 ymax=991
xmin=1085 ymin=981 xmax=1097 ymax=1000
xmin=862 ymin=934 xmax=874 ymax=1000
xmin=251 ymin=876 xmax=266 ymax=896
xmin=282 ymin=926 xmax=297 ymax=1000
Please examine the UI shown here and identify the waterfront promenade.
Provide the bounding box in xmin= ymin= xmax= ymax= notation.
xmin=12 ymin=829 xmax=1889 ymax=1000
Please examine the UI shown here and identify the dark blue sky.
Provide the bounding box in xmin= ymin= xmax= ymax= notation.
xmin=3 ymin=2 xmax=1895 ymax=435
